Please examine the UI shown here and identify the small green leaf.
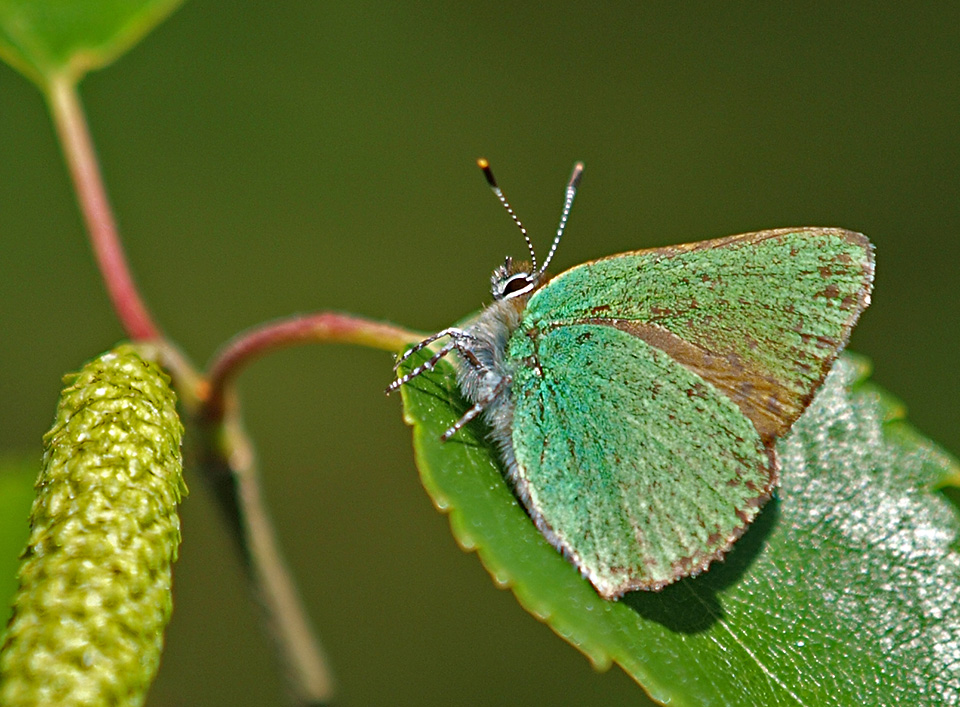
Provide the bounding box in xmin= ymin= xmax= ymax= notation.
xmin=398 ymin=350 xmax=960 ymax=706
xmin=0 ymin=343 xmax=186 ymax=707
xmin=0 ymin=0 xmax=183 ymax=87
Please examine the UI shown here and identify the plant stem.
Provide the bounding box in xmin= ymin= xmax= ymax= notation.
xmin=146 ymin=337 xmax=337 ymax=706
xmin=46 ymin=73 xmax=418 ymax=702
xmin=197 ymin=405 xmax=336 ymax=707
xmin=46 ymin=76 xmax=160 ymax=341
xmin=43 ymin=73 xmax=423 ymax=706
xmin=194 ymin=313 xmax=418 ymax=704
xmin=205 ymin=313 xmax=420 ymax=419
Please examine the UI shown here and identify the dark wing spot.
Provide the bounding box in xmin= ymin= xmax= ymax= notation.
xmin=820 ymin=283 xmax=841 ymax=299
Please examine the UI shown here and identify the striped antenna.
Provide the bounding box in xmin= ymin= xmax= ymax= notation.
xmin=477 ymin=158 xmax=538 ymax=273
xmin=538 ymin=161 xmax=583 ymax=278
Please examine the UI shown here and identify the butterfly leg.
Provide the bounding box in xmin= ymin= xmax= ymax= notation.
xmin=392 ymin=327 xmax=477 ymax=371
xmin=388 ymin=327 xmax=483 ymax=393
xmin=386 ymin=339 xmax=459 ymax=393
xmin=441 ymin=374 xmax=510 ymax=441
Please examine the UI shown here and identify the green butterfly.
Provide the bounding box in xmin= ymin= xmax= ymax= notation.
xmin=389 ymin=160 xmax=874 ymax=599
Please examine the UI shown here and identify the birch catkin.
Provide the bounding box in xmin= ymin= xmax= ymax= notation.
xmin=0 ymin=344 xmax=187 ymax=706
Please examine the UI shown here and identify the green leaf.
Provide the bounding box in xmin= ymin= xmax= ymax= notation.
xmin=398 ymin=350 xmax=960 ymax=706
xmin=0 ymin=0 xmax=183 ymax=87
xmin=0 ymin=456 xmax=37 ymax=633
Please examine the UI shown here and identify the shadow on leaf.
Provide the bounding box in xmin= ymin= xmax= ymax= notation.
xmin=621 ymin=497 xmax=780 ymax=634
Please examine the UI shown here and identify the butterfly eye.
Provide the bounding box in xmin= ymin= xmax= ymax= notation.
xmin=497 ymin=272 xmax=536 ymax=300
xmin=491 ymin=269 xmax=530 ymax=300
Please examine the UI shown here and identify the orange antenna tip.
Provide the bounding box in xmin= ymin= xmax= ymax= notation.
xmin=477 ymin=158 xmax=498 ymax=188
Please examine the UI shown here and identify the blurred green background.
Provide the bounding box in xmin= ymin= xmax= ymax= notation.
xmin=1 ymin=3 xmax=958 ymax=705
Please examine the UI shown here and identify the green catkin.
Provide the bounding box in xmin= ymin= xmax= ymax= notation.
xmin=0 ymin=344 xmax=187 ymax=707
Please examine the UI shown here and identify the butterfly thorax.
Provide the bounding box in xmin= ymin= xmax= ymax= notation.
xmin=455 ymin=283 xmax=529 ymax=405
xmin=462 ymin=256 xmax=555 ymax=400
xmin=449 ymin=262 xmax=545 ymax=464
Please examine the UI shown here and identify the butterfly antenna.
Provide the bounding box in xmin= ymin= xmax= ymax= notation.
xmin=477 ymin=158 xmax=538 ymax=273
xmin=538 ymin=161 xmax=583 ymax=278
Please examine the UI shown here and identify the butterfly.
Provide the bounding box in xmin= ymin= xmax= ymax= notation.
xmin=388 ymin=160 xmax=874 ymax=599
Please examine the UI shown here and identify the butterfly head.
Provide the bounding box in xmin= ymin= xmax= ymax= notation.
xmin=491 ymin=256 xmax=540 ymax=301
xmin=478 ymin=158 xmax=584 ymax=303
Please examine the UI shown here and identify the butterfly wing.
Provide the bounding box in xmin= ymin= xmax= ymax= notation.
xmin=505 ymin=228 xmax=873 ymax=596
xmin=506 ymin=323 xmax=774 ymax=598
xmin=523 ymin=228 xmax=874 ymax=442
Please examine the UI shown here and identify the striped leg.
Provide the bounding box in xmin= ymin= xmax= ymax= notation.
xmin=386 ymin=339 xmax=459 ymax=393
xmin=392 ymin=328 xmax=477 ymax=371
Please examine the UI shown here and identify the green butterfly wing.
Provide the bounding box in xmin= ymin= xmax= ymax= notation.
xmin=523 ymin=228 xmax=874 ymax=442
xmin=505 ymin=228 xmax=873 ymax=596
xmin=507 ymin=324 xmax=774 ymax=597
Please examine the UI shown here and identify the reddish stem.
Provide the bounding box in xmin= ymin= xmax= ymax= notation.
xmin=205 ymin=312 xmax=420 ymax=419
xmin=47 ymin=76 xmax=160 ymax=341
